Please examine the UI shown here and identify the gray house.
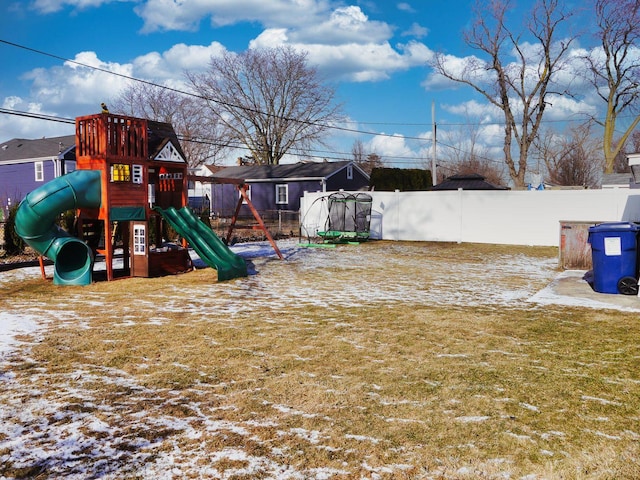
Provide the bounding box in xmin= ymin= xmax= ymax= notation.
xmin=0 ymin=134 xmax=76 ymax=214
xmin=203 ymin=161 xmax=370 ymax=216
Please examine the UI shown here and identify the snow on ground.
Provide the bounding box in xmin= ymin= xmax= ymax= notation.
xmin=0 ymin=313 xmax=40 ymax=355
xmin=529 ymin=268 xmax=640 ymax=313
xmin=0 ymin=238 xmax=630 ymax=365
xmin=0 ymin=239 xmax=637 ymax=478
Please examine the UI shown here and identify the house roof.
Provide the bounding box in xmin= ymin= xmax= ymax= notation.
xmin=208 ymin=161 xmax=366 ymax=183
xmin=431 ymin=173 xmax=509 ymax=191
xmin=147 ymin=120 xmax=187 ymax=162
xmin=0 ymin=135 xmax=76 ymax=163
xmin=601 ymin=173 xmax=634 ymax=188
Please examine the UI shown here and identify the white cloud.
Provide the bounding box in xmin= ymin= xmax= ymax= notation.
xmin=397 ymin=2 xmax=415 ymax=13
xmin=367 ymin=133 xmax=416 ymax=160
xmin=0 ymin=97 xmax=74 ymax=140
xmin=135 ymin=0 xmax=330 ymax=33
xmin=541 ymin=95 xmax=598 ymax=121
xmin=290 ymin=5 xmax=392 ymax=45
xmin=249 ymin=33 xmax=433 ymax=83
xmin=423 ymin=52 xmax=493 ymax=90
xmin=401 ymin=22 xmax=428 ymax=39
xmin=19 ymin=52 xmax=132 ymax=111
xmin=134 ymin=2 xmax=427 ymax=83
xmin=134 ymin=41 xmax=227 ymax=80
xmin=443 ymin=100 xmax=501 ymax=122
xmin=249 ymin=29 xmax=290 ymax=49
xmin=29 ymin=0 xmax=131 ymax=14
xmin=15 ymin=41 xmax=222 ymax=115
xmin=308 ymin=41 xmax=432 ymax=82
xmin=0 ymin=39 xmax=233 ymax=140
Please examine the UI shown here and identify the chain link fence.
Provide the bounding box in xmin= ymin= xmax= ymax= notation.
xmin=208 ymin=209 xmax=300 ymax=243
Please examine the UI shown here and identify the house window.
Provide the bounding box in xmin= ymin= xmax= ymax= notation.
xmin=34 ymin=161 xmax=44 ymax=182
xmin=275 ymin=184 xmax=289 ymax=205
xmin=133 ymin=224 xmax=146 ymax=255
xmin=347 ymin=165 xmax=354 ymax=180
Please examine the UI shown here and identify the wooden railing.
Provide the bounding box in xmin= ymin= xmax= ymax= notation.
xmin=76 ymin=114 xmax=147 ymax=161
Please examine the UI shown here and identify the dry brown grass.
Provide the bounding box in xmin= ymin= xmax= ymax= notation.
xmin=1 ymin=241 xmax=639 ymax=478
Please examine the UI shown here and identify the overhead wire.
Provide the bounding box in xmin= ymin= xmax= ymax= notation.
xmin=0 ymin=39 xmax=433 ymax=142
xmin=0 ymin=38 xmax=629 ymax=167
xmin=0 ymin=107 xmax=425 ymax=165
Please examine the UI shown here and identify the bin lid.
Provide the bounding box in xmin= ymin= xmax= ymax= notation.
xmin=588 ymin=222 xmax=640 ymax=233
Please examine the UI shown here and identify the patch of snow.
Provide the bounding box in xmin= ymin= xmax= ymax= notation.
xmin=1 ymin=240 xmax=636 ymax=477
xmin=528 ymin=270 xmax=640 ymax=312
xmin=520 ymin=403 xmax=540 ymax=412
xmin=455 ymin=416 xmax=491 ymax=423
xmin=581 ymin=395 xmax=622 ymax=406
xmin=0 ymin=313 xmax=42 ymax=355
xmin=586 ymin=430 xmax=622 ymax=440
xmin=345 ymin=434 xmax=380 ymax=444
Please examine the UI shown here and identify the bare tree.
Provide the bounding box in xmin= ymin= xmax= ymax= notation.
xmin=537 ymin=122 xmax=603 ymax=187
xmin=445 ymin=155 xmax=506 ymax=187
xmin=612 ymin=140 xmax=631 ymax=173
xmin=612 ymin=130 xmax=640 ymax=173
xmin=586 ymin=0 xmax=640 ymax=173
xmin=187 ymin=46 xmax=343 ymax=165
xmin=352 ymin=139 xmax=366 ymax=165
xmin=432 ymin=0 xmax=574 ymax=187
xmin=111 ymin=82 xmax=225 ymax=168
xmin=439 ymin=122 xmax=506 ymax=186
xmin=351 ymin=139 xmax=385 ymax=175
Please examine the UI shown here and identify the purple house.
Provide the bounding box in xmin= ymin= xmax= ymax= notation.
xmin=0 ymin=134 xmax=76 ymax=215
xmin=206 ymin=161 xmax=369 ymax=216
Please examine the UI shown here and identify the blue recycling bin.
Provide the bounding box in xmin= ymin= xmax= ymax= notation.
xmin=588 ymin=222 xmax=640 ymax=294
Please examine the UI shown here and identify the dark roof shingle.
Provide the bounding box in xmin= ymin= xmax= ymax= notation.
xmin=0 ymin=135 xmax=76 ymax=163
xmin=431 ymin=173 xmax=509 ymax=190
xmin=210 ymin=161 xmax=355 ymax=181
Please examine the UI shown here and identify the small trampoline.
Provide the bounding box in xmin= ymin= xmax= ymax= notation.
xmin=317 ymin=192 xmax=372 ymax=243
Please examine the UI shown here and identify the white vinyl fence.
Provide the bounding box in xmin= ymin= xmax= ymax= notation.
xmin=300 ymin=188 xmax=640 ymax=247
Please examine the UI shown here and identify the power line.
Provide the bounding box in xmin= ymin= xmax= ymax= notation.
xmin=3 ymin=38 xmax=633 ymax=169
xmin=0 ymin=106 xmax=430 ymax=165
xmin=0 ymin=39 xmax=435 ymax=143
xmin=0 ymin=106 xmax=554 ymax=167
xmin=0 ymin=108 xmax=75 ymax=125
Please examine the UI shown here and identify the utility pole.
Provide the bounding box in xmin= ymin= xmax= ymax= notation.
xmin=431 ymin=100 xmax=437 ymax=186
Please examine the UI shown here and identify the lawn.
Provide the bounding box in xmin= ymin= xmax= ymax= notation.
xmin=0 ymin=240 xmax=639 ymax=479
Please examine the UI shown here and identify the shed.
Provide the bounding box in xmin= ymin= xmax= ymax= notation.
xmin=431 ymin=173 xmax=509 ymax=191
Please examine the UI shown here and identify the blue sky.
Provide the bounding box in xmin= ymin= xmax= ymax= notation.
xmin=0 ymin=0 xmax=612 ymax=174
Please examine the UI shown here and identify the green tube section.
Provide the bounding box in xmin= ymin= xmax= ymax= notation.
xmin=15 ymin=170 xmax=102 ymax=286
xmin=154 ymin=206 xmax=247 ymax=281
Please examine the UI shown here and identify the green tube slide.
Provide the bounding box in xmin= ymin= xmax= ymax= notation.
xmin=154 ymin=206 xmax=247 ymax=281
xmin=15 ymin=170 xmax=102 ymax=286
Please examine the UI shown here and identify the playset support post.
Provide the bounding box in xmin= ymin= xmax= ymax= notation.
xmin=226 ymin=183 xmax=284 ymax=260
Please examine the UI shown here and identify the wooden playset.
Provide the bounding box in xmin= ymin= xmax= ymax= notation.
xmin=74 ymin=112 xmax=192 ymax=280
xmin=16 ymin=112 xmax=247 ymax=285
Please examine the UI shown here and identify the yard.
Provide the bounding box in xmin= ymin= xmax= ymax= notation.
xmin=0 ymin=240 xmax=639 ymax=479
